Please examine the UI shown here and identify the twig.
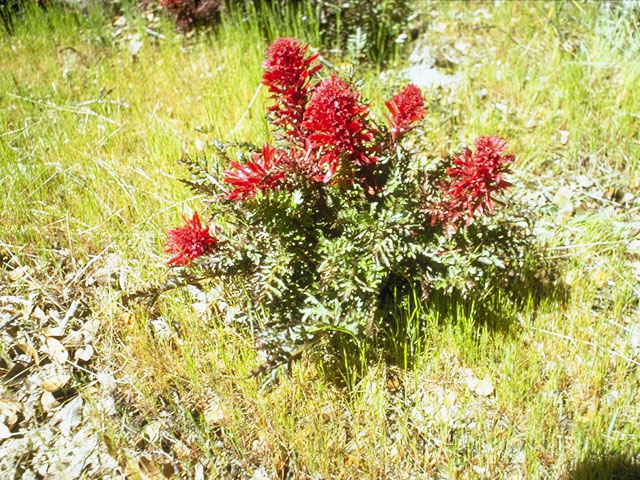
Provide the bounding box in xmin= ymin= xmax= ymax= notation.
xmin=61 ymin=299 xmax=81 ymax=328
xmin=96 ymin=124 xmax=124 ymax=148
xmin=534 ymin=327 xmax=578 ymax=347
xmin=602 ymin=260 xmax=640 ymax=297
xmin=6 ymin=93 xmax=118 ymax=125
xmin=534 ymin=325 xmax=640 ymax=367
xmin=70 ymin=147 xmax=138 ymax=213
xmin=548 ymin=240 xmax=627 ymax=250
xmin=58 ymin=46 xmax=88 ymax=61
xmin=78 ymin=207 xmax=127 ymax=235
xmin=608 ymin=318 xmax=634 ymax=334
xmin=582 ymin=190 xmax=622 ymax=207
xmin=144 ymin=27 xmax=165 ymax=40
xmin=27 ymin=170 xmax=60 ymax=199
xmin=0 ymin=314 xmax=21 ymax=330
xmin=473 ymin=25 xmax=541 ymax=55
xmin=74 ymin=98 xmax=129 ymax=109
xmin=69 ymin=242 xmax=115 ymax=286
xmin=0 ymin=295 xmax=32 ymax=305
xmin=65 ymin=358 xmax=98 ymax=378
xmin=129 ymin=194 xmax=206 ymax=231
xmin=317 ymin=54 xmax=338 ymax=71
xmin=568 ymin=14 xmax=626 ymax=55
xmin=535 ymin=179 xmax=555 ymax=203
xmin=544 ymin=245 xmax=619 ymax=259
xmin=230 ymin=83 xmax=262 ymax=135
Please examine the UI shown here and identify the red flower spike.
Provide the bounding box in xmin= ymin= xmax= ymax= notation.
xmin=223 ymin=143 xmax=286 ymax=200
xmin=165 ymin=211 xmax=217 ymax=266
xmin=301 ymin=74 xmax=377 ymax=183
xmin=262 ymin=38 xmax=322 ymax=143
xmin=437 ymin=135 xmax=514 ymax=229
xmin=385 ymin=83 xmax=427 ymax=140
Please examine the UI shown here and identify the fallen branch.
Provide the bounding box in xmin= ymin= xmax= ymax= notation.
xmin=533 ymin=323 xmax=640 ymax=367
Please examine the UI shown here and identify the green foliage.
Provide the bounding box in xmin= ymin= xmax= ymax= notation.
xmin=312 ymin=0 xmax=413 ymax=63
xmin=155 ymin=0 xmax=412 ymax=63
xmin=155 ymin=137 xmax=536 ymax=372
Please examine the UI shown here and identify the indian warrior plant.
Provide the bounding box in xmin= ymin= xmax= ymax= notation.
xmin=137 ymin=38 xmax=536 ymax=372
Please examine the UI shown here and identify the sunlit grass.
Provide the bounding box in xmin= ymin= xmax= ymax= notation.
xmin=1 ymin=0 xmax=639 ymax=478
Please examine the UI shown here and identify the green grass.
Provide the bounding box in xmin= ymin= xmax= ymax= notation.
xmin=1 ymin=1 xmax=640 ymax=478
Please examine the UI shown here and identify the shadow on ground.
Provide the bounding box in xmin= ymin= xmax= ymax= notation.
xmin=316 ymin=252 xmax=569 ymax=389
xmin=567 ymin=452 xmax=640 ymax=480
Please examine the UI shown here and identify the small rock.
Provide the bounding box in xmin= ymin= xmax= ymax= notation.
xmin=0 ymin=422 xmax=10 ymax=440
xmin=463 ymin=370 xmax=494 ymax=396
xmin=41 ymin=391 xmax=60 ymax=412
xmin=195 ymin=464 xmax=205 ymax=480
xmin=464 ymin=374 xmax=479 ymax=392
xmin=129 ymin=36 xmax=143 ymax=58
xmin=89 ymin=254 xmax=122 ymax=287
xmin=113 ymin=16 xmax=126 ymax=27
xmin=42 ymin=373 xmax=71 ymax=393
xmin=0 ymin=399 xmax=21 ymax=427
xmin=8 ymin=267 xmax=27 ymax=282
xmin=403 ymin=64 xmax=457 ymax=89
xmin=74 ymin=345 xmax=93 ymax=362
xmin=559 ymin=130 xmax=569 ymax=145
xmin=576 ymin=175 xmax=594 ymax=188
xmin=621 ymin=192 xmax=634 ymax=204
xmin=45 ymin=337 xmax=69 ymax=364
xmin=203 ymin=394 xmax=225 ymax=425
xmin=96 ymin=372 xmax=117 ymax=393
xmin=143 ymin=421 xmax=162 ymax=443
xmin=32 ymin=307 xmax=47 ymax=322
xmin=553 ymin=186 xmax=574 ymax=207
xmin=557 ymin=202 xmax=574 ymax=220
xmin=251 ymin=467 xmax=271 ymax=480
xmin=52 ymin=397 xmax=83 ymax=436
xmin=495 ymin=102 xmax=508 ymax=113
xmin=628 ymin=239 xmax=640 ymax=255
xmin=475 ymin=378 xmax=494 ymax=396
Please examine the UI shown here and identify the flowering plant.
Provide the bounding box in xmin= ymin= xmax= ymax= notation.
xmin=140 ymin=38 xmax=534 ymax=372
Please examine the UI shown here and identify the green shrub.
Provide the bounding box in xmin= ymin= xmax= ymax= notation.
xmin=133 ymin=38 xmax=536 ymax=373
xmin=312 ymin=0 xmax=413 ymax=63
xmin=158 ymin=0 xmax=224 ymax=31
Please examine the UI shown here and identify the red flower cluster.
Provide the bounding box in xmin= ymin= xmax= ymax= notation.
xmin=262 ymin=38 xmax=321 ymax=142
xmin=385 ymin=84 xmax=427 ymax=140
xmin=223 ymin=143 xmax=286 ymax=200
xmin=301 ymin=74 xmax=376 ymax=182
xmin=437 ymin=136 xmax=514 ymax=228
xmin=165 ymin=211 xmax=217 ymax=266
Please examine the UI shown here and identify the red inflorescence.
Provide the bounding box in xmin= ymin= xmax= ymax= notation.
xmin=437 ymin=135 xmax=514 ymax=229
xmin=165 ymin=211 xmax=218 ymax=266
xmin=385 ymin=84 xmax=427 ymax=140
xmin=262 ymin=37 xmax=322 ymax=142
xmin=301 ymin=74 xmax=376 ymax=183
xmin=223 ymin=143 xmax=286 ymax=201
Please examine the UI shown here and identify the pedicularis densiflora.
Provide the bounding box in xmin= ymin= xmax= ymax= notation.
xmin=153 ymin=38 xmax=534 ymax=372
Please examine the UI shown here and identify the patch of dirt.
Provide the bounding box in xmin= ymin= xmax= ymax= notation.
xmin=0 ymin=252 xmax=124 ymax=479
